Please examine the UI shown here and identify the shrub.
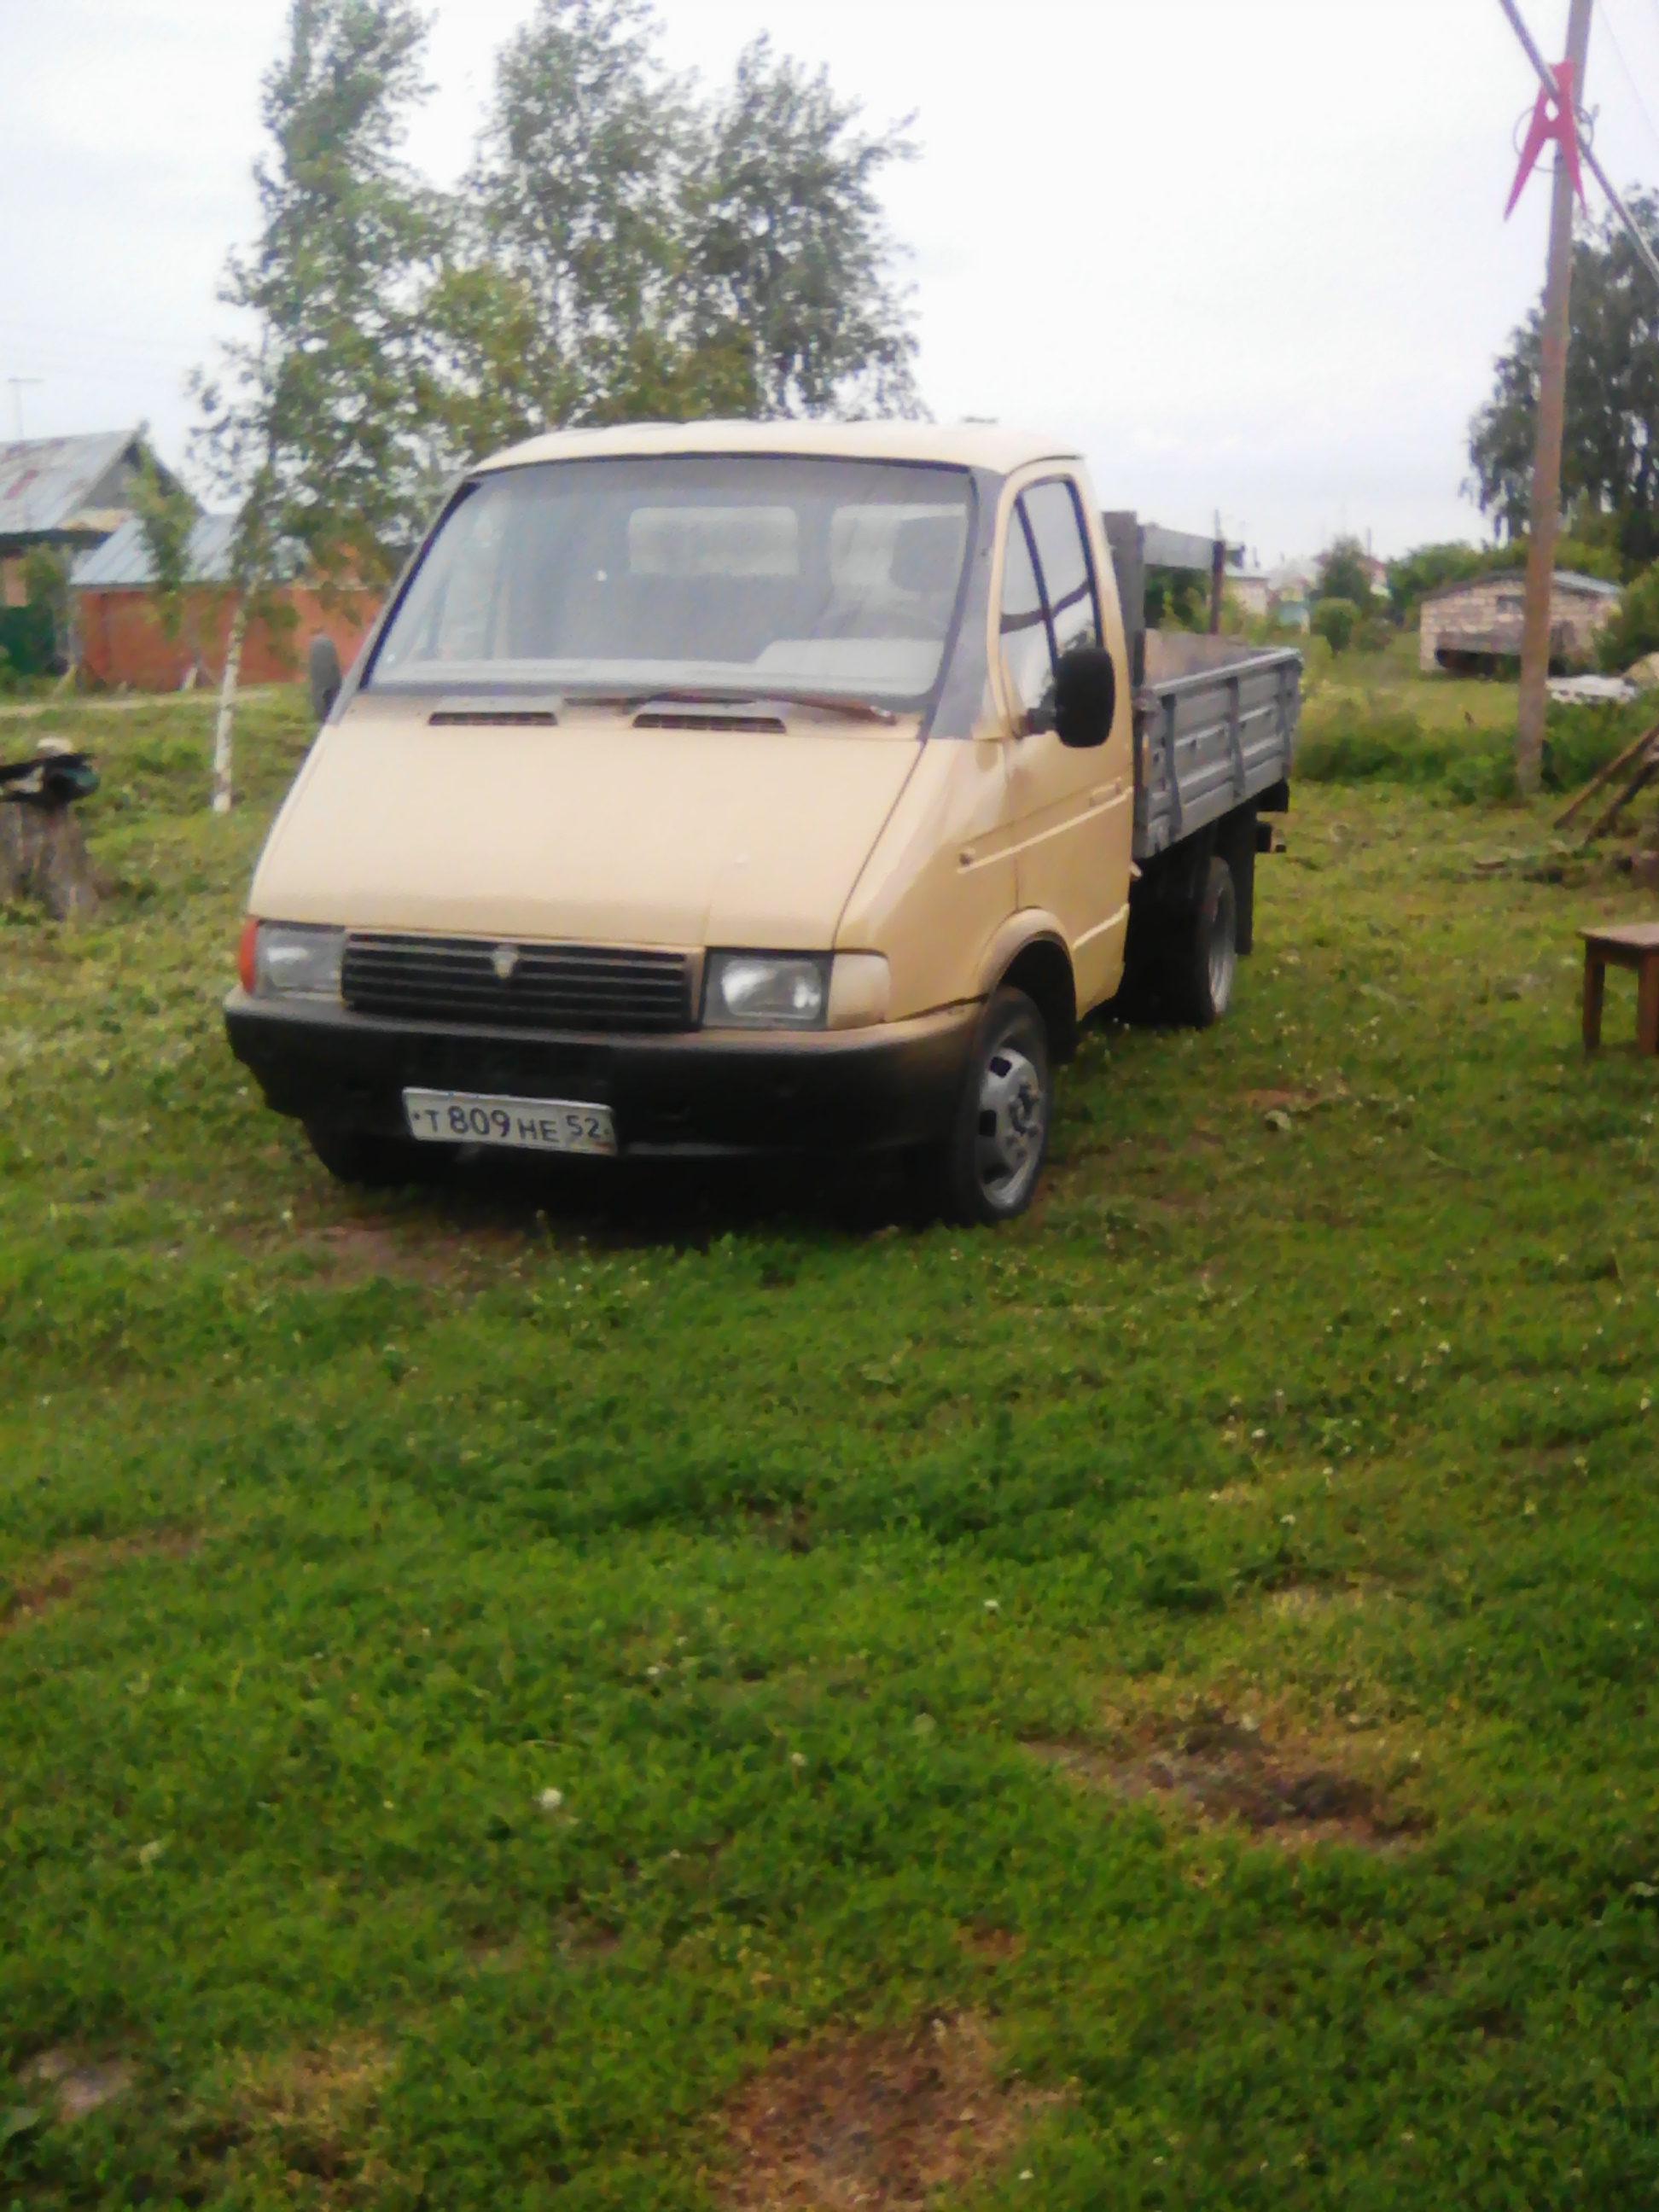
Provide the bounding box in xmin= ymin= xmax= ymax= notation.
xmin=1311 ymin=597 xmax=1360 ymax=653
xmin=1598 ymin=562 xmax=1659 ymax=672
xmin=1296 ymin=696 xmax=1645 ymax=803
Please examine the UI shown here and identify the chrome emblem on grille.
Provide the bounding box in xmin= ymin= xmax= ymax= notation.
xmin=491 ymin=943 xmax=520 ymax=982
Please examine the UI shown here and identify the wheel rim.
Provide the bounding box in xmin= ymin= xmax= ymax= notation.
xmin=1208 ymin=897 xmax=1237 ymax=1016
xmin=974 ymin=1042 xmax=1047 ymax=1208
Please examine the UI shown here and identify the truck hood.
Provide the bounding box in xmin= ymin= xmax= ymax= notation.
xmin=250 ymin=703 xmax=923 ymax=949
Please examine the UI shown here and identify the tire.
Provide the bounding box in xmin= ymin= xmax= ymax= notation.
xmin=924 ymin=987 xmax=1052 ymax=1225
xmin=1166 ymin=856 xmax=1237 ymax=1029
xmin=304 ymin=1121 xmax=446 ymax=1188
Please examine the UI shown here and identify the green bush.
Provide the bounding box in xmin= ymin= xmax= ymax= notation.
xmin=0 ymin=603 xmax=53 ymax=679
xmin=1297 ymin=708 xmax=1460 ymax=786
xmin=1598 ymin=562 xmax=1659 ymax=671
xmin=1349 ymin=612 xmax=1396 ymax=654
xmin=1311 ymin=597 xmax=1359 ymax=653
xmin=1297 ymin=696 xmax=1645 ymax=802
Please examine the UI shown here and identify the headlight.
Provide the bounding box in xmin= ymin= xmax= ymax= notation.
xmin=250 ymin=922 xmax=346 ymax=999
xmin=704 ymin=952 xmax=829 ymax=1029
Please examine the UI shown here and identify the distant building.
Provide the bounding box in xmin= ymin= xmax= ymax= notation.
xmin=0 ymin=428 xmax=182 ymax=606
xmin=71 ymin=513 xmax=378 ymax=691
xmin=1418 ymin=570 xmax=1619 ymax=676
xmin=1227 ymin=569 xmax=1272 ymax=620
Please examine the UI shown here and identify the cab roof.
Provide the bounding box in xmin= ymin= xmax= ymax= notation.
xmin=476 ymin=418 xmax=1082 ymax=480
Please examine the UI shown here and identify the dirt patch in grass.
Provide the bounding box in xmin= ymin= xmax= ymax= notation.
xmin=720 ymin=2014 xmax=1057 ymax=2209
xmin=0 ymin=1529 xmax=197 ymax=1636
xmin=1026 ymin=1710 xmax=1428 ymax=1852
xmin=17 ymin=2048 xmax=132 ymax=2122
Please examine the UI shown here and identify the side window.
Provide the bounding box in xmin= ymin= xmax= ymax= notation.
xmin=998 ymin=502 xmax=1052 ymax=719
xmin=998 ymin=478 xmax=1103 ymax=726
xmin=1022 ymin=479 xmax=1101 ymax=658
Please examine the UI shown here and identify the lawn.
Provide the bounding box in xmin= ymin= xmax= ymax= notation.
xmin=3 ymin=684 xmax=1659 ymax=2209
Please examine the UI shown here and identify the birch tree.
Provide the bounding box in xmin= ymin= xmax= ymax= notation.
xmin=191 ymin=0 xmax=438 ymax=808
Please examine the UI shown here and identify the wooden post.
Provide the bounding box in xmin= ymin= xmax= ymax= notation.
xmin=1208 ymin=514 xmax=1225 ymax=635
xmin=1516 ymin=0 xmax=1595 ymax=796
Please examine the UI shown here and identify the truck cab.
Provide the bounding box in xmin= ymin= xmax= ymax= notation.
xmin=226 ymin=421 xmax=1293 ymax=1222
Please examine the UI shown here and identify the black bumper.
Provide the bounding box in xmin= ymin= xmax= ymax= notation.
xmin=224 ymin=992 xmax=977 ymax=1157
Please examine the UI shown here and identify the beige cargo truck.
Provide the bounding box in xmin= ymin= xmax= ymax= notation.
xmin=225 ymin=422 xmax=1298 ymax=1222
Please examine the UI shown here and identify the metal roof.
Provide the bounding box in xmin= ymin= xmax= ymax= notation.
xmin=0 ymin=428 xmax=143 ymax=540
xmin=71 ymin=512 xmax=236 ymax=590
xmin=1421 ymin=567 xmax=1621 ymax=605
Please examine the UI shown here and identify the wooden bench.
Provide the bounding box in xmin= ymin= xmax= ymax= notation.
xmin=1581 ymin=922 xmax=1659 ymax=1056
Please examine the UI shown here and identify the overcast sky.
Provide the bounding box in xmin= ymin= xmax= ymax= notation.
xmin=4 ymin=0 xmax=1658 ymax=561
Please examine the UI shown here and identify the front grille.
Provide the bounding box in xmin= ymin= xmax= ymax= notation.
xmin=341 ymin=934 xmax=693 ymax=1033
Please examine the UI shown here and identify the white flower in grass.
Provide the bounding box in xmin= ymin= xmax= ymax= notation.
xmin=538 ymin=1787 xmax=564 ymax=1813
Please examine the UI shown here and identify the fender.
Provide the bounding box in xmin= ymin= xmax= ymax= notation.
xmin=974 ymin=911 xmax=1078 ymax=1061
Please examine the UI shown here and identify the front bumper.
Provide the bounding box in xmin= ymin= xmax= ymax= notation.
xmin=224 ymin=992 xmax=978 ymax=1157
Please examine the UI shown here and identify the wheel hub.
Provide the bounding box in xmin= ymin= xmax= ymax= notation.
xmin=975 ymin=1045 xmax=1046 ymax=1204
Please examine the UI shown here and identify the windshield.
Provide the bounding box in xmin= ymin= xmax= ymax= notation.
xmin=369 ymin=455 xmax=975 ymax=708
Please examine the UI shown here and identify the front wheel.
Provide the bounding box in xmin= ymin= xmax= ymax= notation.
xmin=922 ymin=987 xmax=1052 ymax=1225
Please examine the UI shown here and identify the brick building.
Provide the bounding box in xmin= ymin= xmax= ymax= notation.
xmin=71 ymin=515 xmax=379 ymax=691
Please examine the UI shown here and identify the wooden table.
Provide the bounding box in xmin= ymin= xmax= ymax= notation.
xmin=1581 ymin=922 xmax=1659 ymax=1055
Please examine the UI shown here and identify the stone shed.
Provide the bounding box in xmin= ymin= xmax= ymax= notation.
xmin=1419 ymin=568 xmax=1619 ymax=676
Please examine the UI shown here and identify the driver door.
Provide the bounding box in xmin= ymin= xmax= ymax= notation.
xmin=998 ymin=477 xmax=1133 ymax=1012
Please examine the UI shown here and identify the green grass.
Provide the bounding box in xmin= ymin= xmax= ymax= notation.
xmin=4 ymin=690 xmax=1659 ymax=2208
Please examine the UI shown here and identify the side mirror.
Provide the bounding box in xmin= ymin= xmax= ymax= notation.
xmin=308 ymin=634 xmax=343 ymax=725
xmin=1053 ymin=644 xmax=1118 ymax=750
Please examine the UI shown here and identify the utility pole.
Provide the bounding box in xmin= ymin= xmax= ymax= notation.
xmin=1515 ymin=0 xmax=1594 ymax=795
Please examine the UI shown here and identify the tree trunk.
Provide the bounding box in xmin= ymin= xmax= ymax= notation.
xmin=0 ymin=801 xmax=104 ymax=921
xmin=212 ymin=594 xmax=248 ymax=815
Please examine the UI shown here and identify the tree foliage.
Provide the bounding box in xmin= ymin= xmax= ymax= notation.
xmin=1386 ymin=543 xmax=1484 ymax=626
xmin=1313 ymin=536 xmax=1373 ymax=610
xmin=195 ymin=0 xmax=927 ymax=606
xmin=193 ymin=0 xmax=440 ymax=597
xmin=1468 ymin=194 xmax=1659 ymax=572
xmin=129 ymin=453 xmax=200 ymax=645
xmin=1598 ymin=562 xmax=1659 ymax=671
xmin=434 ymin=0 xmax=920 ymax=458
xmin=681 ymin=36 xmax=919 ymax=420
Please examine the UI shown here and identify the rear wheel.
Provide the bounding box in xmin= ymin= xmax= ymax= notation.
xmin=922 ymin=987 xmax=1051 ymax=1225
xmin=1165 ymin=856 xmax=1237 ymax=1029
xmin=305 ymin=1122 xmax=447 ymax=1188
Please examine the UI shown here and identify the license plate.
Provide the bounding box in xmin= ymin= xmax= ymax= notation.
xmin=403 ymin=1089 xmax=617 ymax=1156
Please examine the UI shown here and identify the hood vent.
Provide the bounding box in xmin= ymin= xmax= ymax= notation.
xmin=428 ymin=696 xmax=562 ymax=727
xmin=632 ymin=703 xmax=788 ymax=733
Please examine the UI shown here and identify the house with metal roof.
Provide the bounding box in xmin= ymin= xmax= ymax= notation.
xmin=0 ymin=428 xmax=183 ymax=608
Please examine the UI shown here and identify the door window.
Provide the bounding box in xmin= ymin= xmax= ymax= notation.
xmin=998 ymin=504 xmax=1051 ymax=719
xmin=998 ymin=477 xmax=1103 ymax=725
xmin=1022 ymin=479 xmax=1101 ymax=657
